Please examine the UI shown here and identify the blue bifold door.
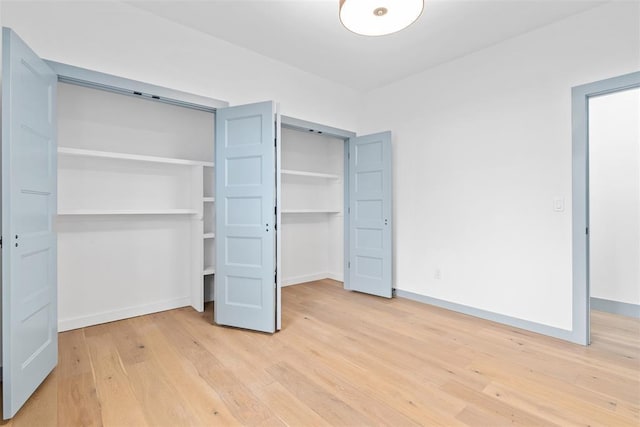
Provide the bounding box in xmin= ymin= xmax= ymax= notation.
xmin=214 ymin=101 xmax=277 ymax=333
xmin=348 ymin=132 xmax=393 ymax=298
xmin=2 ymin=28 xmax=59 ymax=419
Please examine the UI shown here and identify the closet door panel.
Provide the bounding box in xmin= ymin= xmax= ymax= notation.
xmin=348 ymin=131 xmax=393 ymax=298
xmin=1 ymin=27 xmax=58 ymax=419
xmin=215 ymin=101 xmax=276 ymax=333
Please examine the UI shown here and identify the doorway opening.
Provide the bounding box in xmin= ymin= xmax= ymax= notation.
xmin=571 ymin=72 xmax=640 ymax=345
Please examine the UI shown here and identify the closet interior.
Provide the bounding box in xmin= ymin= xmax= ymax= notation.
xmin=56 ymin=82 xmax=215 ymax=331
xmin=279 ymin=127 xmax=345 ymax=286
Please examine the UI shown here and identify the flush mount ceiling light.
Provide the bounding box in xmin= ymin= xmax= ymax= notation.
xmin=339 ymin=0 xmax=424 ymax=36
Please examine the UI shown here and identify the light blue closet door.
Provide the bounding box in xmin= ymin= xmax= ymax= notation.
xmin=214 ymin=101 xmax=277 ymax=333
xmin=2 ymin=28 xmax=58 ymax=419
xmin=348 ymin=131 xmax=393 ymax=298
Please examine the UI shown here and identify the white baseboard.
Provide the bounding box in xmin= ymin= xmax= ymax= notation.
xmin=282 ymin=272 xmax=328 ymax=286
xmin=58 ymin=296 xmax=191 ymax=332
xmin=282 ymin=272 xmax=343 ymax=287
xmin=326 ymin=271 xmax=344 ymax=282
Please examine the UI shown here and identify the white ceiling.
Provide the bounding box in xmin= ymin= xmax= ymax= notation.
xmin=127 ymin=0 xmax=608 ymax=91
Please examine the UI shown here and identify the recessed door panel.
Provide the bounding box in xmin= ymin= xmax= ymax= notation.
xmin=225 ymin=197 xmax=262 ymax=226
xmin=226 ymin=115 xmax=263 ymax=146
xmin=355 ymin=170 xmax=383 ymax=193
xmin=226 ymin=156 xmax=262 ymax=186
xmin=356 ymin=228 xmax=383 ymax=250
xmin=226 ymin=237 xmax=263 ymax=267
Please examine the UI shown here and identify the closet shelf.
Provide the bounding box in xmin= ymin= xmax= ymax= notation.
xmin=281 ymin=169 xmax=340 ymax=180
xmin=58 ymin=209 xmax=198 ymax=216
xmin=203 ymin=197 xmax=215 ymax=203
xmin=58 ymin=147 xmax=215 ymax=168
xmin=203 ymin=266 xmax=215 ymax=276
xmin=281 ymin=209 xmax=341 ymax=214
xmin=203 ymin=232 xmax=215 ymax=239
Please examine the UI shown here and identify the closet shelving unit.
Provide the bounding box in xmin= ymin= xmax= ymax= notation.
xmin=203 ymin=164 xmax=216 ymax=279
xmin=55 ymin=81 xmax=217 ymax=329
xmin=279 ymin=127 xmax=344 ymax=286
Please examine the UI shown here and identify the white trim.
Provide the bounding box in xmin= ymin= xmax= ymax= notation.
xmin=282 ymin=272 xmax=337 ymax=286
xmin=326 ymin=272 xmax=344 ymax=282
xmin=58 ymin=296 xmax=191 ymax=332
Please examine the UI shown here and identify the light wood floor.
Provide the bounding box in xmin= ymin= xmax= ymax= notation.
xmin=2 ymin=279 xmax=639 ymax=426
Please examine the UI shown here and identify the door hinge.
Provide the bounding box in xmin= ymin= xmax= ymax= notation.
xmin=586 ymin=227 xmax=589 ymax=235
xmin=0 ymin=236 xmax=2 ymax=249
xmin=348 ymin=261 xmax=350 ymax=269
xmin=348 ymin=207 xmax=350 ymax=214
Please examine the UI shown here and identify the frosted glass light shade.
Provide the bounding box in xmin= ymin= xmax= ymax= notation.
xmin=339 ymin=0 xmax=424 ymax=36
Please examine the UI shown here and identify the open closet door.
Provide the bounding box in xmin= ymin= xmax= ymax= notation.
xmin=2 ymin=28 xmax=58 ymax=419
xmin=348 ymin=131 xmax=393 ymax=298
xmin=214 ymin=101 xmax=277 ymax=333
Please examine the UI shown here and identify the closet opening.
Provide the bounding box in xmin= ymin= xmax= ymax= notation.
xmin=278 ymin=126 xmax=347 ymax=288
xmin=55 ymin=81 xmax=217 ymax=331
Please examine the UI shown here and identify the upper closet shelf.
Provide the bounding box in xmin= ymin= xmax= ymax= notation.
xmin=281 ymin=209 xmax=341 ymax=214
xmin=58 ymin=147 xmax=215 ymax=168
xmin=281 ymin=169 xmax=340 ymax=180
xmin=58 ymin=209 xmax=198 ymax=216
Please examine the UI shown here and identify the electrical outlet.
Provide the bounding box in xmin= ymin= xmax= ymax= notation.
xmin=434 ymin=268 xmax=442 ymax=280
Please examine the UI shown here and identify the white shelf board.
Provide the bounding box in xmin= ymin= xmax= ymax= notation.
xmin=58 ymin=209 xmax=198 ymax=216
xmin=281 ymin=209 xmax=341 ymax=214
xmin=203 ymin=266 xmax=215 ymax=275
xmin=203 ymin=197 xmax=215 ymax=203
xmin=281 ymin=169 xmax=340 ymax=180
xmin=58 ymin=147 xmax=215 ymax=168
xmin=203 ymin=232 xmax=215 ymax=239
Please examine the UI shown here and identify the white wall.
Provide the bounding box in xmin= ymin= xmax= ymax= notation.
xmin=0 ymin=1 xmax=358 ymax=131
xmin=589 ymin=88 xmax=640 ymax=306
xmin=358 ymin=2 xmax=640 ymax=331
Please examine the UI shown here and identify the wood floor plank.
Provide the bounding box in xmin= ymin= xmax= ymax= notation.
xmin=82 ymin=323 xmax=149 ymax=427
xmin=2 ymin=279 xmax=638 ymax=426
xmin=265 ymin=361 xmax=371 ymax=426
xmin=56 ymin=330 xmax=103 ymax=427
xmin=441 ymin=380 xmax=555 ymax=426
xmin=152 ymin=309 xmax=284 ymax=426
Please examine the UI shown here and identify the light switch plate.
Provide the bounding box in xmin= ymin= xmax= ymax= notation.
xmin=553 ymin=197 xmax=565 ymax=212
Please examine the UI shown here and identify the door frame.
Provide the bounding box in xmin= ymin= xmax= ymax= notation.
xmin=571 ymin=70 xmax=640 ymax=345
xmin=45 ymin=60 xmax=227 ymax=112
